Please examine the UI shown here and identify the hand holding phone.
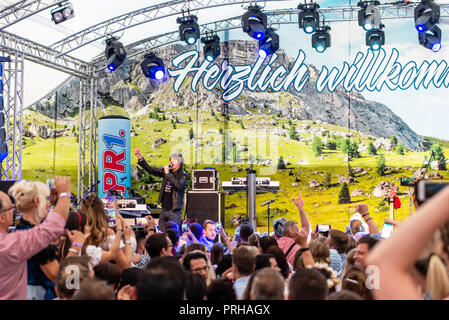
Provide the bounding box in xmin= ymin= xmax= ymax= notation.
xmin=107 ymin=209 xmax=116 ymax=227
xmin=216 ymin=222 xmax=222 ymax=234
xmin=234 ymin=226 xmax=241 ymax=240
xmin=381 ymin=223 xmax=394 ymax=238
xmin=136 ymin=217 xmax=148 ymax=227
xmin=182 ymin=223 xmax=188 ymax=233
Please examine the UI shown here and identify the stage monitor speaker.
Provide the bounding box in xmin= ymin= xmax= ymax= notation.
xmin=0 ymin=180 xmax=16 ymax=194
xmin=184 ymin=191 xmax=224 ymax=227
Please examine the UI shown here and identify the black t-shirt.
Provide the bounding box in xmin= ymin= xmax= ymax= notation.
xmin=161 ymin=181 xmax=173 ymax=210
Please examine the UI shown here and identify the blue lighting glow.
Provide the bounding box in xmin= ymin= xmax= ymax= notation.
xmin=432 ymin=42 xmax=441 ymax=52
xmin=363 ymin=23 xmax=373 ymax=31
xmin=416 ymin=25 xmax=425 ymax=32
xmin=258 ymin=49 xmax=267 ymax=58
xmin=155 ymin=70 xmax=165 ymax=80
xmin=304 ymin=25 xmax=314 ymax=34
xmin=108 ymin=64 xmax=116 ymax=71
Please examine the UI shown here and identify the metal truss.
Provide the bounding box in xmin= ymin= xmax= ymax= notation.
xmin=0 ymin=30 xmax=92 ymax=78
xmin=0 ymin=0 xmax=65 ymax=30
xmin=77 ymin=76 xmax=98 ymax=203
xmin=0 ymin=50 xmax=24 ymax=181
xmin=90 ymin=3 xmax=449 ymax=68
xmin=50 ymin=0 xmax=292 ymax=57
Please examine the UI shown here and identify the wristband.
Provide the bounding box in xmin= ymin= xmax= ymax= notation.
xmin=72 ymin=242 xmax=83 ymax=249
xmin=69 ymin=248 xmax=80 ymax=255
xmin=58 ymin=192 xmax=71 ymax=199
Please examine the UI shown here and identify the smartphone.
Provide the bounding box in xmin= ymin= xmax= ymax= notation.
xmin=107 ymin=194 xmax=117 ymax=203
xmin=46 ymin=178 xmax=55 ymax=189
xmin=136 ymin=217 xmax=148 ymax=227
xmin=182 ymin=223 xmax=188 ymax=233
xmin=381 ymin=223 xmax=394 ymax=238
xmin=215 ymin=222 xmax=222 ymax=234
xmin=417 ymin=180 xmax=449 ymax=204
xmin=107 ymin=209 xmax=116 ymax=227
xmin=234 ymin=226 xmax=241 ymax=240
xmin=317 ymin=224 xmax=331 ymax=233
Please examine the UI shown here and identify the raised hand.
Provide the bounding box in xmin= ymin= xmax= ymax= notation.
xmin=292 ymin=193 xmax=304 ymax=210
xmin=134 ymin=147 xmax=143 ymax=160
xmin=54 ymin=176 xmax=71 ymax=195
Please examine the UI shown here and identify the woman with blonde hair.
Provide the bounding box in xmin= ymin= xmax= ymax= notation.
xmin=10 ymin=180 xmax=59 ymax=300
xmin=80 ymin=194 xmax=134 ymax=270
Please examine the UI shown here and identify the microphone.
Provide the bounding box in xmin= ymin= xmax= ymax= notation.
xmin=261 ymin=199 xmax=276 ymax=206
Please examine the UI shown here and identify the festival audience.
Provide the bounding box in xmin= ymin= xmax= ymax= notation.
xmin=5 ymin=176 xmax=449 ymax=301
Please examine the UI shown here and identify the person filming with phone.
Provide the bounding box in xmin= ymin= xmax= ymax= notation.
xmin=134 ymin=147 xmax=188 ymax=232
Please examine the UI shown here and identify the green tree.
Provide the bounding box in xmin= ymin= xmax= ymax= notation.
xmin=219 ymin=128 xmax=223 ymax=135
xmin=173 ymin=123 xmax=177 ymax=129
xmin=395 ymin=143 xmax=405 ymax=155
xmin=368 ymin=142 xmax=377 ymax=155
xmin=189 ymin=128 xmax=194 ymax=140
xmin=211 ymin=110 xmax=215 ymax=117
xmin=377 ymin=153 xmax=387 ymax=176
xmin=289 ymin=124 xmax=298 ymax=140
xmin=277 ymin=156 xmax=286 ymax=170
xmin=325 ymin=140 xmax=337 ymax=150
xmin=188 ymin=116 xmax=192 ymax=122
xmin=324 ymin=172 xmax=332 ymax=188
xmin=342 ymin=139 xmax=360 ymax=158
xmin=338 ymin=183 xmax=351 ymax=204
xmin=288 ymin=119 xmax=292 ymax=126
xmin=391 ymin=135 xmax=398 ymax=147
xmin=312 ymin=136 xmax=323 ymax=157
xmin=232 ymin=143 xmax=237 ymax=163
xmin=432 ymin=144 xmax=447 ymax=170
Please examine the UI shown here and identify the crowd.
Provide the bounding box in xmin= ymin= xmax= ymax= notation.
xmin=1 ymin=175 xmax=449 ymax=300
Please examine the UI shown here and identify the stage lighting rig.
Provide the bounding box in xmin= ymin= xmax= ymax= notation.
xmin=141 ymin=53 xmax=166 ymax=81
xmin=298 ymin=2 xmax=320 ymax=34
xmin=201 ymin=34 xmax=221 ymax=62
xmin=366 ymin=28 xmax=385 ymax=51
xmin=258 ymin=28 xmax=280 ymax=58
xmin=51 ymin=1 xmax=75 ymax=24
xmin=241 ymin=5 xmax=268 ymax=40
xmin=177 ymin=14 xmax=201 ymax=45
xmin=312 ymin=26 xmax=331 ymax=53
xmin=419 ymin=25 xmax=442 ymax=52
xmin=105 ymin=37 xmax=126 ymax=72
xmin=358 ymin=1 xmax=381 ymax=31
xmin=415 ymin=0 xmax=440 ymax=32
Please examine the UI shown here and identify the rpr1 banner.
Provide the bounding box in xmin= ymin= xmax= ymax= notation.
xmin=98 ymin=115 xmax=131 ymax=199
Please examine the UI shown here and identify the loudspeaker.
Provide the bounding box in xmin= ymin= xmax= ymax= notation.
xmin=184 ymin=191 xmax=225 ymax=227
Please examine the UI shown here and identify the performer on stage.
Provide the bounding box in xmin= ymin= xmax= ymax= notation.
xmin=134 ymin=147 xmax=188 ymax=232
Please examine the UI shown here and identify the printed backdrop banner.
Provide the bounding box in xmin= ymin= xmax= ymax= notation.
xmin=98 ymin=116 xmax=131 ymax=199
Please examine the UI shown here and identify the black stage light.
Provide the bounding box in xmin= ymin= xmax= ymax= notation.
xmin=258 ymin=28 xmax=280 ymax=58
xmin=241 ymin=5 xmax=268 ymax=40
xmin=366 ymin=28 xmax=385 ymax=51
xmin=414 ymin=0 xmax=440 ymax=33
xmin=358 ymin=1 xmax=381 ymax=31
xmin=298 ymin=2 xmax=320 ymax=34
xmin=141 ymin=53 xmax=166 ymax=81
xmin=105 ymin=38 xmax=127 ymax=71
xmin=177 ymin=15 xmax=201 ymax=45
xmin=418 ymin=25 xmax=442 ymax=52
xmin=201 ymin=34 xmax=221 ymax=62
xmin=51 ymin=1 xmax=75 ymax=24
xmin=312 ymin=26 xmax=331 ymax=53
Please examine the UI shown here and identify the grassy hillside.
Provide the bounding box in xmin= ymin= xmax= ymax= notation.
xmin=21 ymin=106 xmax=449 ymax=234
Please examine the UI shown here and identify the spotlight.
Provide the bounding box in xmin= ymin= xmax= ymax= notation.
xmin=201 ymin=34 xmax=220 ymax=62
xmin=241 ymin=5 xmax=268 ymax=40
xmin=51 ymin=1 xmax=74 ymax=24
xmin=141 ymin=53 xmax=166 ymax=81
xmin=105 ymin=38 xmax=126 ymax=71
xmin=358 ymin=1 xmax=381 ymax=32
xmin=312 ymin=26 xmax=331 ymax=53
xmin=298 ymin=2 xmax=320 ymax=34
xmin=258 ymin=28 xmax=280 ymax=58
xmin=419 ymin=25 xmax=442 ymax=52
xmin=366 ymin=28 xmax=385 ymax=51
xmin=177 ymin=15 xmax=200 ymax=45
xmin=414 ymin=0 xmax=440 ymax=33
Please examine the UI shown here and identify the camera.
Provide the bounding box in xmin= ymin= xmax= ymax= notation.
xmin=317 ymin=224 xmax=331 ymax=237
xmin=416 ymin=180 xmax=449 ymax=204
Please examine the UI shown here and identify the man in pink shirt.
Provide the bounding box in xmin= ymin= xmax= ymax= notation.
xmin=277 ymin=193 xmax=311 ymax=266
xmin=0 ymin=177 xmax=71 ymax=300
